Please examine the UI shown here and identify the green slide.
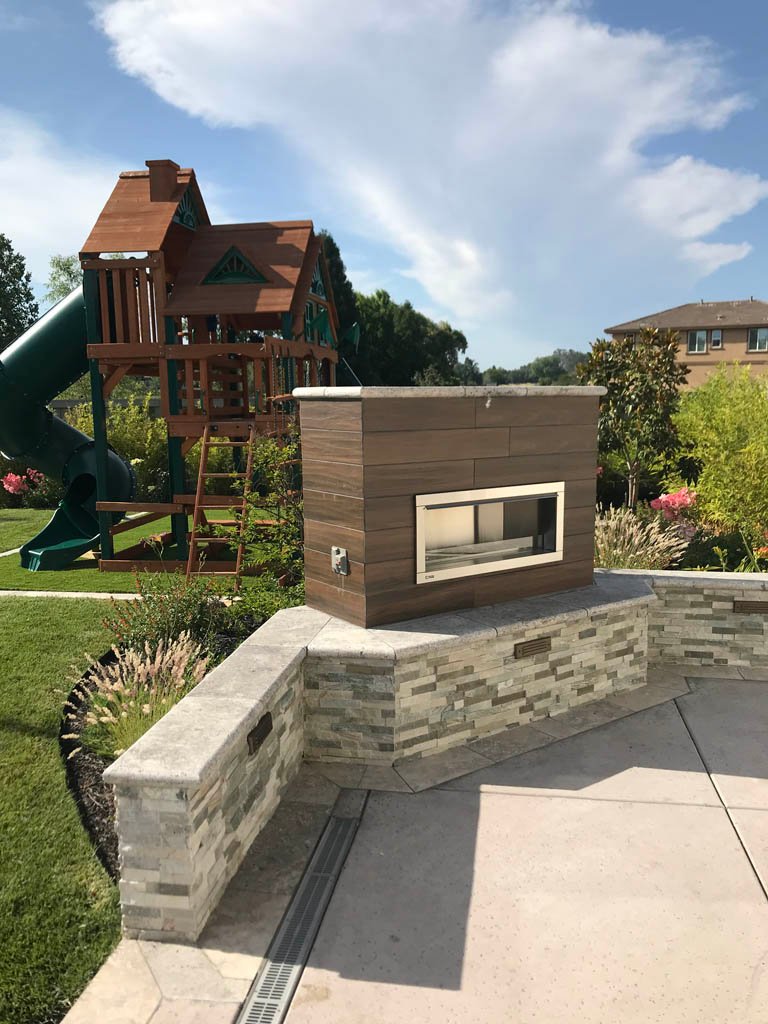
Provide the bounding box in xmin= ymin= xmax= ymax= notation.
xmin=0 ymin=286 xmax=134 ymax=570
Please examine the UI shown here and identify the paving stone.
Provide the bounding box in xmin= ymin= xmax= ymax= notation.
xmin=147 ymin=999 xmax=240 ymax=1023
xmin=610 ymin=681 xmax=688 ymax=712
xmin=282 ymin=764 xmax=340 ymax=808
xmin=138 ymin=941 xmax=248 ymax=1002
xmin=467 ymin=724 xmax=552 ymax=763
xmin=307 ymin=761 xmax=366 ymax=789
xmin=532 ymin=699 xmax=631 ymax=739
xmin=199 ymin=888 xmax=291 ymax=980
xmin=230 ymin=802 xmax=332 ymax=894
xmin=333 ymin=788 xmax=368 ymax=819
xmin=360 ymin=765 xmax=413 ymax=792
xmin=395 ymin=746 xmax=492 ymax=792
xmin=737 ymin=667 xmax=768 ymax=681
xmin=62 ymin=941 xmax=160 ymax=1024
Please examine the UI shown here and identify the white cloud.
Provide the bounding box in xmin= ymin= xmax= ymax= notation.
xmin=93 ymin=1 xmax=768 ymax=359
xmin=0 ymin=108 xmax=120 ymax=285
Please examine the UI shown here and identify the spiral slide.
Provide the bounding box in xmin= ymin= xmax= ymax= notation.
xmin=0 ymin=287 xmax=133 ymax=570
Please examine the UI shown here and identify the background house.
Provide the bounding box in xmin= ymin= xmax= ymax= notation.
xmin=605 ymin=300 xmax=768 ymax=386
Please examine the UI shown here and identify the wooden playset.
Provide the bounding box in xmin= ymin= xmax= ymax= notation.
xmin=81 ymin=160 xmax=340 ymax=574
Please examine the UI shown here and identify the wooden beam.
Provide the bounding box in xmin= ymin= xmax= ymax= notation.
xmin=109 ymin=511 xmax=169 ymax=536
xmin=97 ymin=501 xmax=184 ymax=513
xmin=103 ymin=364 xmax=130 ymax=398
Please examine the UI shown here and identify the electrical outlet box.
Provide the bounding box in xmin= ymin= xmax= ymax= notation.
xmin=331 ymin=546 xmax=349 ymax=576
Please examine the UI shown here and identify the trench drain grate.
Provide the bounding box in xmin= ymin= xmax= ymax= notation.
xmin=236 ymin=814 xmax=360 ymax=1024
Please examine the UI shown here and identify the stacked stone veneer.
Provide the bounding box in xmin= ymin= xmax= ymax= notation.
xmin=627 ymin=569 xmax=768 ymax=669
xmin=303 ymin=575 xmax=651 ymax=762
xmin=103 ymin=639 xmax=310 ymax=942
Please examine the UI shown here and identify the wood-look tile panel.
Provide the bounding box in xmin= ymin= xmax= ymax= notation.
xmin=475 ymin=396 xmax=599 ymax=428
xmin=305 ymin=576 xmax=365 ymax=627
xmin=473 ymin=452 xmax=597 ymax=488
xmin=364 ymin=526 xmax=416 ymax=563
xmin=563 ymin=505 xmax=596 ymax=536
xmin=508 ymin=424 xmax=596 ymax=458
xmin=364 ymin=496 xmax=416 ymax=532
xmin=365 ymin=579 xmax=477 ymax=628
xmin=364 ymin=428 xmax=508 ymax=466
xmin=304 ymin=519 xmax=365 ymax=564
xmin=303 ymin=489 xmax=364 ymax=530
xmin=564 ymin=477 xmax=599 ymax=509
xmin=364 ymin=557 xmax=415 ymax=594
xmin=364 ymin=460 xmax=475 ymax=498
xmin=471 ymin=559 xmax=594 ymax=607
xmin=301 ymin=429 xmax=363 ymax=465
xmin=302 ymin=460 xmax=363 ymax=497
xmin=563 ymin=531 xmax=595 ymax=561
xmin=305 ymin=547 xmax=365 ymax=595
xmin=299 ymin=401 xmax=362 ymax=433
xmin=362 ymin=397 xmax=475 ymax=432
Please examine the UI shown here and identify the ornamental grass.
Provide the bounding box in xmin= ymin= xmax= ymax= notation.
xmin=594 ymin=504 xmax=689 ymax=571
xmin=64 ymin=632 xmax=209 ymax=760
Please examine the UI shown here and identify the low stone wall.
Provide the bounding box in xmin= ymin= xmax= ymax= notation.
xmin=303 ymin=574 xmax=652 ymax=762
xmin=103 ymin=643 xmax=306 ymax=942
xmin=610 ymin=569 xmax=768 ymax=670
xmin=105 ymin=569 xmax=768 ymax=942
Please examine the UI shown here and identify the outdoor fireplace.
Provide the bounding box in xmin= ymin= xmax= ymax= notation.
xmin=416 ymin=482 xmax=564 ymax=583
xmin=296 ymin=385 xmax=605 ymax=627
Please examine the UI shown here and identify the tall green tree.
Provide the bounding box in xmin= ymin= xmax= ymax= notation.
xmin=45 ymin=254 xmax=81 ymax=305
xmin=577 ymin=329 xmax=688 ymax=507
xmin=482 ymin=348 xmax=588 ymax=385
xmin=0 ymin=234 xmax=38 ymax=353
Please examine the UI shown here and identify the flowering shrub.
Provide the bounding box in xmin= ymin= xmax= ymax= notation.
xmin=649 ymin=486 xmax=696 ymax=521
xmin=595 ymin=504 xmax=689 ymax=570
xmin=64 ymin=633 xmax=209 ymax=760
xmin=2 ymin=472 xmax=28 ymax=495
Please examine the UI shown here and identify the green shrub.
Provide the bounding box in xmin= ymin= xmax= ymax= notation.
xmin=235 ymin=574 xmax=305 ymax=623
xmin=670 ymin=364 xmax=768 ymax=546
xmin=240 ymin=429 xmax=303 ymax=581
xmin=66 ymin=398 xmax=170 ymax=501
xmin=66 ymin=633 xmax=209 ymax=760
xmin=105 ymin=571 xmax=236 ymax=657
xmin=595 ymin=504 xmax=689 ymax=569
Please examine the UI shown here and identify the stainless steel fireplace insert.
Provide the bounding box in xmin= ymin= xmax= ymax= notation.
xmin=416 ymin=481 xmax=565 ymax=584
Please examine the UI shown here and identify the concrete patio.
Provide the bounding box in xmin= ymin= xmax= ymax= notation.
xmin=65 ymin=668 xmax=768 ymax=1023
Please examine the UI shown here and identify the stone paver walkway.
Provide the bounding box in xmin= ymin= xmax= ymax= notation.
xmin=64 ymin=670 xmax=768 ymax=1023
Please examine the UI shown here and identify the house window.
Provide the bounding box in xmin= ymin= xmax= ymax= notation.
xmin=748 ymin=328 xmax=768 ymax=352
xmin=687 ymin=330 xmax=707 ymax=354
xmin=711 ymin=329 xmax=723 ymax=350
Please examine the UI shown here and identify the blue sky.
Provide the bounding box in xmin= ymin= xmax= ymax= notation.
xmin=1 ymin=0 xmax=767 ymax=370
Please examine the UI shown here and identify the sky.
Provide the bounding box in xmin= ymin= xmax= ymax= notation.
xmin=1 ymin=0 xmax=768 ymax=370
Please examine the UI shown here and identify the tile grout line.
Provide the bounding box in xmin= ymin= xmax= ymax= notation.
xmin=673 ymin=696 xmax=768 ymax=904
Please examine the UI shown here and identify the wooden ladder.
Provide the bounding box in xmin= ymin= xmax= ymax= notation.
xmin=186 ymin=422 xmax=256 ymax=588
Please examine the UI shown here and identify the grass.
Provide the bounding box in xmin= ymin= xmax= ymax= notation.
xmin=0 ymin=598 xmax=120 ymax=1024
xmin=0 ymin=511 xmax=243 ymax=593
xmin=0 ymin=509 xmax=54 ymax=552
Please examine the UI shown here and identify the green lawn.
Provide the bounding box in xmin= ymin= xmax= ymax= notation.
xmin=0 ymin=598 xmax=120 ymax=1024
xmin=0 ymin=509 xmax=53 ymax=552
xmin=0 ymin=512 xmax=243 ymax=593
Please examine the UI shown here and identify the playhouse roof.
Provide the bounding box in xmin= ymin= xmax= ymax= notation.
xmin=80 ymin=161 xmax=211 ymax=256
xmin=163 ymin=222 xmax=330 ymax=320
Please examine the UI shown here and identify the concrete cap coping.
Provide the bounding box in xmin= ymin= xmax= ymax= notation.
xmin=292 ymin=385 xmax=607 ymax=400
xmin=599 ymin=568 xmax=768 ymax=591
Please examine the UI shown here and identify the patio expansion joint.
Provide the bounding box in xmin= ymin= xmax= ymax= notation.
xmin=673 ymin=696 xmax=768 ymax=905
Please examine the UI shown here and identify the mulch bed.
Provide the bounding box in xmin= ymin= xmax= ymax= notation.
xmin=58 ymin=625 xmax=258 ymax=882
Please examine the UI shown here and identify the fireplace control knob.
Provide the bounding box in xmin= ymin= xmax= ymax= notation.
xmin=331 ymin=546 xmax=349 ymax=576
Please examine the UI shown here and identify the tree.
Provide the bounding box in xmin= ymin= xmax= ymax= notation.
xmin=576 ymin=329 xmax=688 ymax=507
xmin=45 ymin=254 xmax=82 ymax=305
xmin=0 ymin=234 xmax=38 ymax=353
xmin=670 ymin=364 xmax=768 ymax=546
xmin=481 ymin=348 xmax=587 ymax=386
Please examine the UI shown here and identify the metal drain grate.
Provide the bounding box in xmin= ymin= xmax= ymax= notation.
xmin=236 ymin=815 xmax=359 ymax=1024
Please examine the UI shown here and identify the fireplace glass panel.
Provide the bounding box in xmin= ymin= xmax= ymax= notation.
xmin=424 ymin=495 xmax=557 ymax=575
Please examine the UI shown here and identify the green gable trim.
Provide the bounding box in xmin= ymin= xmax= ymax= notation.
xmin=173 ymin=189 xmax=200 ymax=230
xmin=310 ymin=259 xmax=327 ymax=299
xmin=203 ymin=247 xmax=268 ymax=285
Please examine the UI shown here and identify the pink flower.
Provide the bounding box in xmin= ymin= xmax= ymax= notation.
xmin=2 ymin=472 xmax=29 ymax=494
xmin=26 ymin=468 xmax=43 ymax=485
xmin=596 ymin=466 xmax=603 ymax=477
xmin=650 ymin=487 xmax=696 ymax=521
